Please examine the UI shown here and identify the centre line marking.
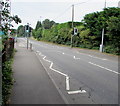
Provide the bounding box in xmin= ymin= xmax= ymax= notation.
xmin=77 ymin=52 xmax=107 ymax=61
xmin=89 ymin=62 xmax=119 ymax=75
xmin=88 ymin=55 xmax=107 ymax=60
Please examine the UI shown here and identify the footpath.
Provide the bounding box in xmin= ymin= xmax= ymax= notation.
xmin=10 ymin=41 xmax=65 ymax=104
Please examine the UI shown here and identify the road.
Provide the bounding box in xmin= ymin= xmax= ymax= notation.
xmin=18 ymin=37 xmax=119 ymax=104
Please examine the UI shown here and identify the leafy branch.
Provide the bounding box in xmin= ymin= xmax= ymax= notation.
xmin=0 ymin=1 xmax=21 ymax=35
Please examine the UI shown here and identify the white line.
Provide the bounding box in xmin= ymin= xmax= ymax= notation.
xmin=88 ymin=55 xmax=107 ymax=60
xmin=50 ymin=62 xmax=68 ymax=77
xmin=43 ymin=56 xmax=52 ymax=63
xmin=49 ymin=62 xmax=70 ymax=91
xmin=68 ymin=90 xmax=86 ymax=94
xmin=66 ymin=76 xmax=70 ymax=90
xmin=37 ymin=51 xmax=86 ymax=94
xmin=34 ymin=52 xmax=69 ymax=104
xmin=38 ymin=52 xmax=68 ymax=77
xmin=77 ymin=52 xmax=107 ymax=61
xmin=89 ymin=62 xmax=119 ymax=75
xmin=73 ymin=56 xmax=75 ymax=59
xmin=74 ymin=56 xmax=80 ymax=60
xmin=38 ymin=52 xmax=70 ymax=91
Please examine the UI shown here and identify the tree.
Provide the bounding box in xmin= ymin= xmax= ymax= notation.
xmin=107 ymin=16 xmax=120 ymax=45
xmin=17 ymin=25 xmax=25 ymax=37
xmin=0 ymin=1 xmax=21 ymax=35
xmin=35 ymin=21 xmax=42 ymax=31
xmin=42 ymin=19 xmax=55 ymax=29
xmin=32 ymin=28 xmax=42 ymax=40
xmin=83 ymin=7 xmax=120 ymax=47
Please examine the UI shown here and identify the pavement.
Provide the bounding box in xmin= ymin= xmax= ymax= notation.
xmin=10 ymin=40 xmax=65 ymax=104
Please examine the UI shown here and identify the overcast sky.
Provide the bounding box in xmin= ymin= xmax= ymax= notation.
xmin=10 ymin=0 xmax=119 ymax=29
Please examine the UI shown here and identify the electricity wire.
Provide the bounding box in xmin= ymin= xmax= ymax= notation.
xmin=53 ymin=5 xmax=71 ymax=21
xmin=53 ymin=0 xmax=93 ymax=21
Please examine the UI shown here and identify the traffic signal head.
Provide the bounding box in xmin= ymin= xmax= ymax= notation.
xmin=26 ymin=25 xmax=29 ymax=30
xmin=29 ymin=27 xmax=32 ymax=32
xmin=74 ymin=28 xmax=78 ymax=35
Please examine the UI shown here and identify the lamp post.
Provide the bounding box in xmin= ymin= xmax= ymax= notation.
xmin=100 ymin=28 xmax=104 ymax=52
xmin=71 ymin=4 xmax=74 ymax=48
xmin=99 ymin=0 xmax=106 ymax=52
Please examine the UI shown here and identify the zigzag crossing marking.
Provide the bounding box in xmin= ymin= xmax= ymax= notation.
xmin=36 ymin=51 xmax=86 ymax=94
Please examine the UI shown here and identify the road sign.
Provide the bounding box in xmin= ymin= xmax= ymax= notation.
xmin=0 ymin=31 xmax=4 ymax=36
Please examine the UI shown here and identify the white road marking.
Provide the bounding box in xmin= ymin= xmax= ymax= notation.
xmin=66 ymin=76 xmax=70 ymax=90
xmin=43 ymin=56 xmax=52 ymax=63
xmin=35 ymin=51 xmax=69 ymax=104
xmin=88 ymin=55 xmax=107 ymax=60
xmin=77 ymin=52 xmax=107 ymax=61
xmin=50 ymin=62 xmax=68 ymax=77
xmin=68 ymin=90 xmax=86 ymax=94
xmin=74 ymin=56 xmax=80 ymax=60
xmin=63 ymin=53 xmax=73 ymax=57
xmin=89 ymin=62 xmax=119 ymax=75
xmin=37 ymin=51 xmax=86 ymax=94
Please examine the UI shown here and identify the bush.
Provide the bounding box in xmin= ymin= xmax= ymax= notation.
xmin=2 ymin=59 xmax=14 ymax=104
xmin=92 ymin=47 xmax=99 ymax=50
xmin=104 ymin=45 xmax=120 ymax=55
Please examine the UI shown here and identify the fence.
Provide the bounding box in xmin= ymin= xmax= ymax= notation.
xmin=2 ymin=38 xmax=14 ymax=63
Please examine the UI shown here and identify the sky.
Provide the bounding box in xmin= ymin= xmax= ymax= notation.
xmin=9 ymin=0 xmax=119 ymax=29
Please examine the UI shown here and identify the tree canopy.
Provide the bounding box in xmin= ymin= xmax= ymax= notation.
xmin=0 ymin=1 xmax=21 ymax=35
xmin=42 ymin=19 xmax=55 ymax=29
xmin=35 ymin=21 xmax=42 ymax=31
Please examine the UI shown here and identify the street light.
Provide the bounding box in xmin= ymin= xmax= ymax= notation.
xmin=71 ymin=4 xmax=74 ymax=48
xmin=99 ymin=0 xmax=107 ymax=52
xmin=100 ymin=28 xmax=104 ymax=52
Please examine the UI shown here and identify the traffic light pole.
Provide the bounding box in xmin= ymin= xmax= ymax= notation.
xmin=27 ymin=34 xmax=28 ymax=49
xmin=26 ymin=23 xmax=29 ymax=49
xmin=71 ymin=4 xmax=74 ymax=48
